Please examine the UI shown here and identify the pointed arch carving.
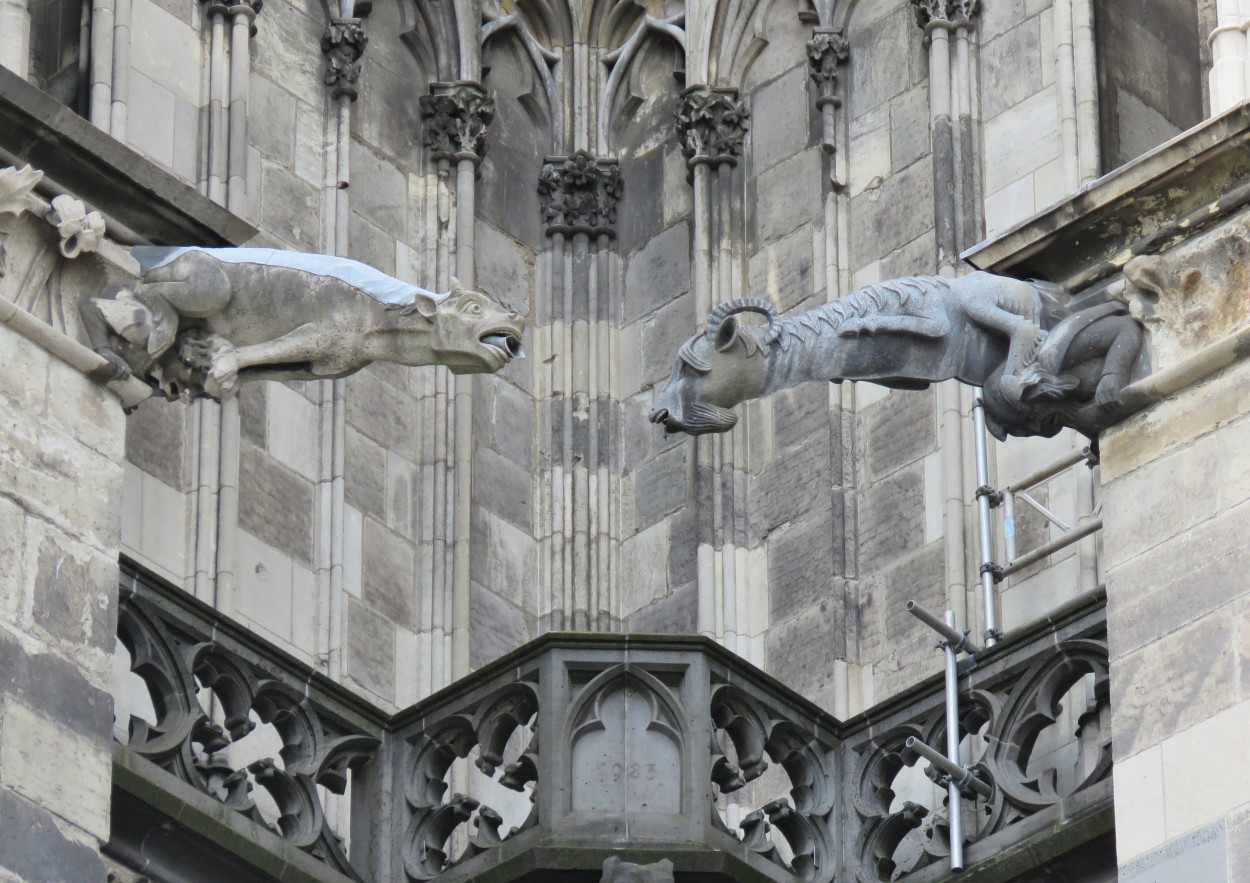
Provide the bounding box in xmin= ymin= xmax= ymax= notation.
xmin=565 ymin=665 xmax=688 ymax=815
xmin=482 ymin=0 xmax=566 ymax=152
xmin=597 ymin=7 xmax=687 ymax=152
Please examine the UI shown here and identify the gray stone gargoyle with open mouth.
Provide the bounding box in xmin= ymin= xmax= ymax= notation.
xmin=80 ymin=246 xmax=525 ymax=401
xmin=650 ymin=272 xmax=1148 ymax=444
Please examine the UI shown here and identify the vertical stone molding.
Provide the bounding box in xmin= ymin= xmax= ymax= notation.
xmin=675 ymin=85 xmax=751 ymax=170
xmin=419 ymin=81 xmax=496 ymax=165
xmin=537 ymin=150 xmax=622 ymax=238
xmin=321 ymin=18 xmax=367 ymax=101
xmin=807 ymin=28 xmax=848 ymax=155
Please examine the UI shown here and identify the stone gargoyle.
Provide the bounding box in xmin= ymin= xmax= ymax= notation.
xmin=649 ymin=272 xmax=1148 ymax=443
xmin=79 ymin=246 xmax=525 ymax=401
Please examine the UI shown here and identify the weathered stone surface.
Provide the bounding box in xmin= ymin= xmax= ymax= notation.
xmin=32 ymin=537 xmax=117 ymax=654
xmin=249 ymin=75 xmax=297 ymax=166
xmin=1111 ymin=612 xmax=1236 ymax=761
xmin=345 ymin=426 xmax=387 ymax=521
xmin=624 ymin=222 xmax=690 ymax=324
xmin=756 ymin=144 xmax=822 ymax=245
xmin=260 ymin=163 xmax=319 ymax=250
xmin=124 ymin=396 xmax=187 ymax=491
xmin=640 ymin=291 xmax=696 ymax=387
xmin=750 ymin=431 xmax=832 ymax=536
xmin=747 ymin=222 xmax=816 ymax=313
xmin=633 ymin=443 xmax=687 ymax=531
xmin=468 ymin=583 xmax=530 ymax=670
xmin=848 ymin=9 xmax=912 ymax=119
xmin=768 ymin=509 xmax=837 ymax=623
xmin=238 ymin=442 xmax=314 ymax=565
xmin=618 ymin=146 xmax=665 ymax=254
xmin=346 ymin=367 xmax=419 ymax=460
xmin=889 ymin=83 xmax=930 ymax=174
xmin=621 ymin=521 xmax=669 ymax=617
xmin=849 ymin=155 xmax=934 ymax=260
xmin=0 ymin=699 xmax=111 ymax=840
xmin=345 ymin=596 xmax=394 ymax=702
xmin=750 ymin=66 xmax=811 ymax=174
xmin=350 ymin=139 xmax=408 ymax=238
xmin=236 ymin=382 xmax=268 ymax=448
xmin=1120 ymin=819 xmax=1228 ymax=883
xmin=765 ymin=599 xmax=844 ymax=696
xmin=628 ymin=580 xmax=697 ymax=634
xmin=491 ymin=379 xmax=534 ymax=467
xmin=474 ymin=446 xmax=533 ymax=532
xmin=361 ymin=517 xmax=415 ymax=629
xmin=1108 ymin=503 xmax=1250 ymax=658
xmin=857 ymin=461 xmax=925 ymax=573
xmin=862 ymin=388 xmax=935 ymax=480
xmin=0 ymin=628 xmax=111 ymax=747
xmin=771 ymin=381 xmax=833 ymax=454
xmin=980 ymin=18 xmax=1043 ymax=121
xmin=0 ymin=789 xmax=107 ymax=882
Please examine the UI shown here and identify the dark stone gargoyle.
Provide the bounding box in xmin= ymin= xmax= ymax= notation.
xmin=80 ymin=246 xmax=525 ymax=401
xmin=649 ymin=272 xmax=1148 ymax=443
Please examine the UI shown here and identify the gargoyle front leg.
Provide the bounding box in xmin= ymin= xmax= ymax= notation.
xmin=208 ymin=323 xmax=346 ymax=397
xmin=78 ymin=296 xmax=133 ymax=381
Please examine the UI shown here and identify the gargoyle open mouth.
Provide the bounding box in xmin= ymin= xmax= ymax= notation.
xmin=480 ymin=329 xmax=524 ymax=362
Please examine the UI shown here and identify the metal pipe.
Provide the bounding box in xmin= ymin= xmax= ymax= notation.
xmin=1001 ymin=517 xmax=1103 ymax=578
xmin=906 ymin=736 xmax=993 ymax=800
xmin=1014 ymin=490 xmax=1071 ymax=532
xmin=943 ymin=610 xmax=964 ymax=871
xmin=1002 ymin=449 xmax=1086 ymax=494
xmin=451 ymin=154 xmax=476 ymax=681
xmin=906 ymin=600 xmax=981 ymax=656
xmin=970 ymin=389 xmax=1000 ymax=645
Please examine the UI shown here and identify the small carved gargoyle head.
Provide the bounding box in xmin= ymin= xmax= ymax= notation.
xmin=600 ymin=857 xmax=675 ymax=883
xmin=649 ymin=299 xmax=779 ymax=435
xmin=427 ymin=277 xmax=526 ymax=375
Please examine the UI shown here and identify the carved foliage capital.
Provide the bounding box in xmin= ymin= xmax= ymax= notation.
xmin=675 ymin=86 xmax=750 ymax=166
xmin=807 ymin=29 xmax=849 ymax=96
xmin=537 ymin=150 xmax=622 ymax=237
xmin=419 ymin=81 xmax=495 ymax=163
xmin=321 ymin=18 xmax=367 ymax=100
xmin=911 ymin=0 xmax=979 ymax=30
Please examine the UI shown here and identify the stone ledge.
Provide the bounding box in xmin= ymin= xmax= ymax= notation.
xmin=964 ymin=101 xmax=1250 ymax=292
xmin=0 ymin=67 xmax=254 ymax=247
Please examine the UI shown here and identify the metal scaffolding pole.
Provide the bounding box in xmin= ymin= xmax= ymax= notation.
xmin=907 ymin=600 xmax=992 ymax=873
xmin=970 ymin=389 xmax=1001 ymax=645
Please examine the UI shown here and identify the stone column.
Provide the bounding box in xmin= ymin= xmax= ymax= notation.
xmin=675 ymin=86 xmax=749 ymax=649
xmin=418 ymin=80 xmax=493 ymax=686
xmin=1209 ymin=0 xmax=1249 ymax=114
xmin=0 ymin=0 xmax=30 ymax=78
xmin=316 ymin=14 xmax=366 ymax=685
xmin=537 ymin=150 xmax=622 ymax=630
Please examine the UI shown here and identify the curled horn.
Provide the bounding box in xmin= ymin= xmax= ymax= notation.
xmin=705 ymin=299 xmax=783 ymax=345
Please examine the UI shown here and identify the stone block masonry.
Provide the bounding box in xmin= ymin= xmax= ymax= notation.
xmin=0 ymin=320 xmax=127 ymax=882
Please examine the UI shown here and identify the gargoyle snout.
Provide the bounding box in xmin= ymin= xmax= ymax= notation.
xmin=649 ymin=406 xmax=669 ymax=425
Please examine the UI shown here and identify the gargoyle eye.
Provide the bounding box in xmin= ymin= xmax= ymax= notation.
xmin=466 ymin=302 xmax=483 ymax=315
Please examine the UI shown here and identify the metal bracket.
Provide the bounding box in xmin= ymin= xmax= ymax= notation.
xmin=980 ymin=561 xmax=1004 ymax=584
xmin=974 ymin=484 xmax=1003 ymax=507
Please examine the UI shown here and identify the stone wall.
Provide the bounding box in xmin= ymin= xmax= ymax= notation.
xmin=19 ymin=0 xmax=1136 ymax=725
xmin=0 ymin=318 xmax=125 ymax=882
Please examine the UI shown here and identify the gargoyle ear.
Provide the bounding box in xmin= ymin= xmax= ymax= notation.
xmin=449 ymin=275 xmax=466 ymax=295
xmin=408 ymin=293 xmax=439 ymax=319
xmin=715 ymin=315 xmax=740 ymax=352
